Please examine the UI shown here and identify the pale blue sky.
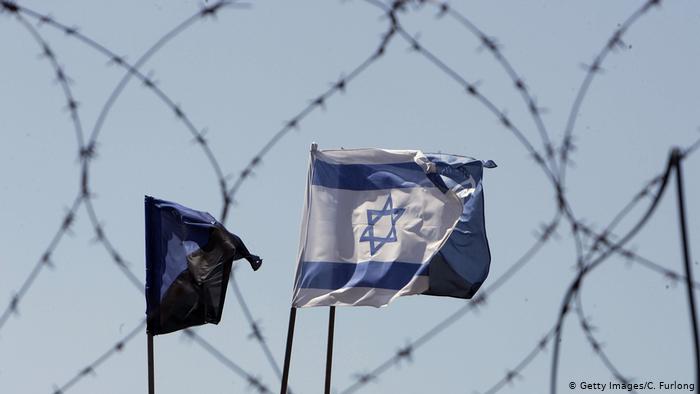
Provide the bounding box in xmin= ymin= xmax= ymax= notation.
xmin=1 ymin=1 xmax=699 ymax=393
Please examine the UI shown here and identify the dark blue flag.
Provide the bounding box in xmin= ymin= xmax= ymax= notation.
xmin=145 ymin=196 xmax=261 ymax=335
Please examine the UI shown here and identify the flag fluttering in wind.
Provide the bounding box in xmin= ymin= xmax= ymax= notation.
xmin=291 ymin=148 xmax=495 ymax=308
xmin=145 ymin=196 xmax=262 ymax=335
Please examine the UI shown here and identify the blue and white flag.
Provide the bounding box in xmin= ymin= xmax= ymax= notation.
xmin=292 ymin=147 xmax=495 ymax=308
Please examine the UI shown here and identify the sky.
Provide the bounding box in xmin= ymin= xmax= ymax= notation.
xmin=1 ymin=0 xmax=699 ymax=393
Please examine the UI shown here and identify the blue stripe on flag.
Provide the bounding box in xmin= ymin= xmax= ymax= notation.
xmin=296 ymin=261 xmax=424 ymax=290
xmin=312 ymin=159 xmax=433 ymax=190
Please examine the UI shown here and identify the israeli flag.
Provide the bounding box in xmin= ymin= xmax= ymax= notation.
xmin=292 ymin=147 xmax=495 ymax=308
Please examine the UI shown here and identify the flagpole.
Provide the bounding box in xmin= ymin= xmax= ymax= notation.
xmin=672 ymin=148 xmax=700 ymax=388
xmin=280 ymin=307 xmax=297 ymax=394
xmin=279 ymin=142 xmax=313 ymax=394
xmin=324 ymin=306 xmax=336 ymax=394
xmin=147 ymin=333 xmax=155 ymax=394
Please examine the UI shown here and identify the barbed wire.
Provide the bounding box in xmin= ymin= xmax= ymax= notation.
xmin=0 ymin=0 xmax=233 ymax=328
xmin=1 ymin=1 xmax=281 ymax=391
xmin=0 ymin=7 xmax=87 ymax=332
xmin=48 ymin=317 xmax=274 ymax=394
xmin=492 ymin=141 xmax=698 ymax=394
xmin=361 ymin=0 xmax=592 ymax=271
xmin=51 ymin=319 xmax=146 ymax=394
xmin=0 ymin=194 xmax=83 ymax=331
xmin=484 ymin=148 xmax=698 ymax=394
xmin=332 ymin=1 xmax=696 ymax=392
xmin=335 ymin=155 xmax=690 ymax=393
xmin=559 ymin=0 xmax=662 ymax=184
xmin=549 ymin=153 xmax=674 ymax=393
xmin=183 ymin=329 xmax=273 ymax=394
xmin=573 ymin=294 xmax=636 ymax=393
xmin=338 ymin=213 xmax=560 ymax=394
xmin=10 ymin=2 xmax=236 ymax=202
xmin=579 ymin=223 xmax=700 ymax=289
xmin=39 ymin=257 xmax=276 ymax=393
xmin=480 ymin=327 xmax=555 ymax=394
xmin=418 ymin=0 xmax=557 ymax=174
xmin=221 ymin=4 xmax=400 ymax=220
xmin=230 ymin=273 xmax=289 ymax=388
xmin=548 ymin=141 xmax=700 ymax=393
xmin=0 ymin=0 xmax=696 ymax=393
xmin=58 ymin=0 xmax=288 ymax=382
xmin=341 ymin=138 xmax=697 ymax=394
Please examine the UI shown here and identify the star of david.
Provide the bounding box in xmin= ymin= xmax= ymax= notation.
xmin=359 ymin=194 xmax=405 ymax=255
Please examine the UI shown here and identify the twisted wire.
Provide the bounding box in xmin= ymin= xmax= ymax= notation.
xmin=0 ymin=9 xmax=87 ymax=332
xmin=1 ymin=2 xmax=282 ymax=391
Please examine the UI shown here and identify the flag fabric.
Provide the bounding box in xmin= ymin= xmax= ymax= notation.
xmin=291 ymin=148 xmax=495 ymax=308
xmin=145 ymin=196 xmax=262 ymax=335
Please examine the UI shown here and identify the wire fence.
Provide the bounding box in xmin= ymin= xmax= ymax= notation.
xmin=0 ymin=0 xmax=697 ymax=393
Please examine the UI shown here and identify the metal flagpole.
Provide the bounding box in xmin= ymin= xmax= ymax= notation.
xmin=147 ymin=333 xmax=155 ymax=394
xmin=672 ymin=148 xmax=699 ymax=389
xmin=280 ymin=307 xmax=297 ymax=394
xmin=280 ymin=142 xmax=314 ymax=394
xmin=324 ymin=306 xmax=336 ymax=394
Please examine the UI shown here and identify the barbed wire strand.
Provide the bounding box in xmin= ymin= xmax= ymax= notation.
xmin=559 ymin=0 xmax=662 ymax=184
xmin=479 ymin=143 xmax=698 ymax=394
xmin=49 ymin=317 xmax=274 ymax=394
xmin=560 ymin=142 xmax=700 ymax=393
xmin=388 ymin=3 xmax=592 ymax=277
xmin=549 ymin=153 xmax=675 ymax=394
xmin=329 ymin=2 xmax=686 ymax=390
xmin=369 ymin=0 xmax=590 ymax=289
xmin=338 ymin=213 xmax=560 ymax=394
xmin=480 ymin=327 xmax=555 ymax=394
xmin=469 ymin=246 xmax=688 ymax=394
xmin=46 ymin=251 xmax=275 ymax=393
xmin=0 ymin=0 xmax=231 ymax=329
xmin=481 ymin=146 xmax=695 ymax=394
xmin=221 ymin=5 xmax=400 ymax=221
xmin=486 ymin=140 xmax=700 ymax=394
xmin=183 ymin=328 xmax=273 ymax=393
xmin=0 ymin=8 xmax=87 ymax=332
xmin=0 ymin=194 xmax=82 ymax=331
xmin=12 ymin=11 xmax=85 ymax=151
xmin=355 ymin=3 xmax=689 ymax=393
xmin=230 ymin=274 xmax=288 ymax=385
xmin=360 ymin=2 xmax=585 ymax=254
xmin=1 ymin=2 xmax=286 ymax=390
xmin=65 ymin=0 xmax=289 ymax=379
xmin=82 ymin=201 xmax=146 ymax=293
xmin=62 ymin=0 xmax=287 ymax=382
xmin=329 ymin=5 xmax=579 ymax=389
xmin=342 ymin=134 xmax=699 ymax=393
xmin=391 ymin=26 xmax=558 ymax=187
xmin=573 ymin=293 xmax=637 ymax=393
xmin=419 ymin=0 xmax=558 ymax=175
xmin=5 ymin=1 xmax=232 ymax=207
xmin=51 ymin=319 xmax=146 ymax=394
xmin=579 ymin=223 xmax=700 ymax=288
xmin=553 ymin=0 xmax=666 ymax=283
